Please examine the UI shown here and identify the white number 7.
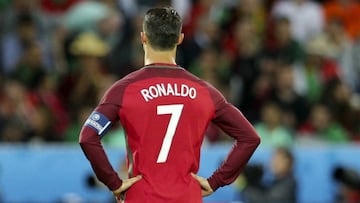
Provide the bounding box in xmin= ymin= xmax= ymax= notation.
xmin=156 ymin=104 xmax=184 ymax=163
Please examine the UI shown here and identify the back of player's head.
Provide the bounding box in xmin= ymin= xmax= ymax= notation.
xmin=143 ymin=7 xmax=182 ymax=51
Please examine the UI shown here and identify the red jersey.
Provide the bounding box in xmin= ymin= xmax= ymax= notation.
xmin=79 ymin=64 xmax=260 ymax=203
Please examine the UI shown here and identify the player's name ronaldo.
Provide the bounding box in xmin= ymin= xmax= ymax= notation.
xmin=140 ymin=83 xmax=197 ymax=102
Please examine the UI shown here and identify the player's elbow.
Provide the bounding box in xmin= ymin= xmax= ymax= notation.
xmin=78 ymin=135 xmax=87 ymax=145
xmin=244 ymin=134 xmax=260 ymax=153
xmin=242 ymin=131 xmax=261 ymax=148
xmin=78 ymin=126 xmax=97 ymax=145
xmin=78 ymin=127 xmax=87 ymax=144
xmin=250 ymin=129 xmax=261 ymax=147
xmin=254 ymin=134 xmax=261 ymax=146
xmin=79 ymin=138 xmax=88 ymax=148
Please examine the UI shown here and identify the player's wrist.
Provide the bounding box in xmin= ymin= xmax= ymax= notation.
xmin=112 ymin=187 xmax=122 ymax=203
xmin=112 ymin=185 xmax=122 ymax=194
xmin=108 ymin=178 xmax=123 ymax=192
xmin=207 ymin=177 xmax=219 ymax=192
xmin=112 ymin=183 xmax=123 ymax=202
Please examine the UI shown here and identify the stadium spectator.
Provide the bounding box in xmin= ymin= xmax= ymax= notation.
xmin=220 ymin=0 xmax=266 ymax=43
xmin=0 ymin=80 xmax=31 ymax=142
xmin=40 ymin=0 xmax=81 ymax=15
xmin=333 ymin=166 xmax=360 ymax=203
xmin=237 ymin=0 xmax=266 ymax=39
xmin=241 ymin=147 xmax=297 ymax=203
xmin=320 ymin=18 xmax=358 ymax=91
xmin=298 ymin=103 xmax=349 ymax=143
xmin=301 ymin=36 xmax=341 ymax=103
xmin=353 ymin=39 xmax=360 ymax=93
xmin=62 ymin=1 xmax=113 ymax=33
xmin=6 ymin=75 xmax=67 ymax=142
xmin=182 ymin=0 xmax=215 ymax=39
xmin=1 ymin=0 xmax=46 ymax=35
xmin=10 ymin=41 xmax=47 ymax=90
xmin=265 ymin=16 xmax=305 ymax=65
xmin=34 ymin=74 xmax=69 ymax=137
xmin=58 ymin=0 xmax=123 ymax=70
xmin=321 ymin=80 xmax=360 ymax=140
xmin=255 ymin=102 xmax=294 ymax=148
xmin=230 ymin=18 xmax=265 ymax=121
xmin=271 ymin=65 xmax=309 ymax=129
xmin=27 ymin=104 xmax=57 ymax=142
xmin=64 ymin=105 xmax=93 ymax=143
xmin=103 ymin=9 xmax=142 ymax=77
xmin=178 ymin=0 xmax=224 ymax=65
xmin=58 ymin=32 xmax=112 ymax=112
xmin=1 ymin=12 xmax=52 ymax=74
xmin=178 ymin=15 xmax=222 ymax=68
xmin=272 ymin=0 xmax=324 ymax=43
xmin=323 ymin=0 xmax=360 ymax=40
xmin=39 ymin=0 xmax=82 ymax=35
xmin=188 ymin=46 xmax=230 ymax=97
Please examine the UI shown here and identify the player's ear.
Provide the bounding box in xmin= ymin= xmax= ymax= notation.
xmin=177 ymin=33 xmax=184 ymax=45
xmin=140 ymin=32 xmax=147 ymax=44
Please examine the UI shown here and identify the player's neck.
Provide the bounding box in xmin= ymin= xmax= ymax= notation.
xmin=144 ymin=46 xmax=177 ymax=66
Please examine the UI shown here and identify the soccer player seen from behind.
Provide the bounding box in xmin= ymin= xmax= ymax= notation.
xmin=79 ymin=7 xmax=260 ymax=203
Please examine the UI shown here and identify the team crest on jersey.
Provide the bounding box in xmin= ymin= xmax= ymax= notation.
xmin=85 ymin=111 xmax=112 ymax=137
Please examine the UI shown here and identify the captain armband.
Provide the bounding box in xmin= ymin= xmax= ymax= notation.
xmin=84 ymin=111 xmax=112 ymax=137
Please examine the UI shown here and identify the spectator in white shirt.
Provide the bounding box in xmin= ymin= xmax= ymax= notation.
xmin=272 ymin=0 xmax=324 ymax=44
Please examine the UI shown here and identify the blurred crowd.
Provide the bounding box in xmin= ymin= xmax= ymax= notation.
xmin=0 ymin=0 xmax=360 ymax=146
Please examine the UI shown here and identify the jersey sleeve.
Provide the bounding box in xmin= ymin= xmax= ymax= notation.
xmin=79 ymin=82 xmax=124 ymax=191
xmin=206 ymin=85 xmax=261 ymax=191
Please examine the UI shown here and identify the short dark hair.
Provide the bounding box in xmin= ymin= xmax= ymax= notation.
xmin=143 ymin=7 xmax=182 ymax=51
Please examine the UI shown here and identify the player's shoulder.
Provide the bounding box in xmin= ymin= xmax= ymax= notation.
xmin=181 ymin=68 xmax=225 ymax=100
xmin=181 ymin=68 xmax=212 ymax=88
xmin=100 ymin=68 xmax=148 ymax=103
xmin=111 ymin=68 xmax=148 ymax=88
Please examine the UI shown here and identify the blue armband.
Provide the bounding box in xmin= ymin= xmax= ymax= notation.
xmin=84 ymin=111 xmax=112 ymax=137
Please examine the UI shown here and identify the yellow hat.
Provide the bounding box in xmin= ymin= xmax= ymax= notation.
xmin=70 ymin=32 xmax=109 ymax=57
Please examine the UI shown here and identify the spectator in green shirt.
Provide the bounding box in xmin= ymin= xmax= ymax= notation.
xmin=298 ymin=103 xmax=349 ymax=143
xmin=255 ymin=102 xmax=294 ymax=148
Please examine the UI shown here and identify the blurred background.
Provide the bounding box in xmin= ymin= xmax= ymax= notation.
xmin=0 ymin=0 xmax=360 ymax=202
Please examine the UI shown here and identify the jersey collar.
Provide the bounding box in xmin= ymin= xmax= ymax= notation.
xmin=144 ymin=63 xmax=182 ymax=69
